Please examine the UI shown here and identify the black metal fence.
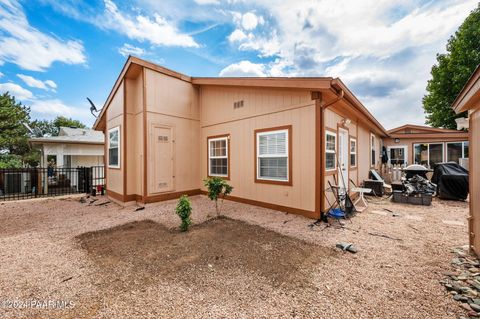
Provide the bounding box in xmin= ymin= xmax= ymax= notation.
xmin=0 ymin=166 xmax=105 ymax=201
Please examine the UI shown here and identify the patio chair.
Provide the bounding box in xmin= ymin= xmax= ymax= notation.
xmin=325 ymin=181 xmax=355 ymax=226
xmin=349 ymin=179 xmax=371 ymax=212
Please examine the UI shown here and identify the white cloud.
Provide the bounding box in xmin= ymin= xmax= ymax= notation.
xmin=0 ymin=82 xmax=33 ymax=100
xmin=17 ymin=74 xmax=57 ymax=91
xmin=223 ymin=0 xmax=477 ymax=127
xmin=44 ymin=80 xmax=57 ymax=89
xmin=228 ymin=29 xmax=248 ymax=42
xmin=219 ymin=61 xmax=267 ymax=77
xmin=194 ymin=0 xmax=219 ymax=4
xmin=118 ymin=43 xmax=146 ymax=57
xmin=241 ymin=12 xmax=262 ymax=30
xmin=29 ymin=99 xmax=93 ymax=125
xmin=0 ymin=71 xmax=3 ymax=78
xmin=0 ymin=0 xmax=86 ymax=71
xmin=102 ymin=0 xmax=199 ymax=48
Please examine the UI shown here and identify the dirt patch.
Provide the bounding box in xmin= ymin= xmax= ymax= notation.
xmin=77 ymin=217 xmax=335 ymax=293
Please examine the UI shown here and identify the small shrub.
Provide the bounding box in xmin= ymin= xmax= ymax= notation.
xmin=203 ymin=177 xmax=233 ymax=217
xmin=175 ymin=195 xmax=192 ymax=232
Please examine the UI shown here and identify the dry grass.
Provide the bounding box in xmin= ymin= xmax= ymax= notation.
xmin=0 ymin=194 xmax=469 ymax=318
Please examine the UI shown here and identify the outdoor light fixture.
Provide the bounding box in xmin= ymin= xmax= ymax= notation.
xmin=395 ymin=138 xmax=400 ymax=143
xmin=341 ymin=118 xmax=352 ymax=126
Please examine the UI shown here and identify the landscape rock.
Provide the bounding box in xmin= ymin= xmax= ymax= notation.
xmin=443 ymin=246 xmax=480 ymax=317
xmin=470 ymin=303 xmax=480 ymax=312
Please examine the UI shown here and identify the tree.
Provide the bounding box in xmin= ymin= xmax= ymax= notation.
xmin=423 ymin=5 xmax=480 ymax=129
xmin=0 ymin=92 xmax=30 ymax=155
xmin=30 ymin=119 xmax=56 ymax=137
xmin=175 ymin=195 xmax=193 ymax=232
xmin=203 ymin=177 xmax=233 ymax=217
xmin=30 ymin=116 xmax=87 ymax=136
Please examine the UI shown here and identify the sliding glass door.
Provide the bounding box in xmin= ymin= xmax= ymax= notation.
xmin=414 ymin=143 xmax=444 ymax=168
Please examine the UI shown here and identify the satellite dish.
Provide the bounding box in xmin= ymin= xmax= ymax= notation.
xmin=87 ymin=97 xmax=101 ymax=118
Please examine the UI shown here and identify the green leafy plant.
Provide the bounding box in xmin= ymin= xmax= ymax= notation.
xmin=203 ymin=177 xmax=233 ymax=217
xmin=175 ymin=195 xmax=192 ymax=232
xmin=423 ymin=5 xmax=480 ymax=128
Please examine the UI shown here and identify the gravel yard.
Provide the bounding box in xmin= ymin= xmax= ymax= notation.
xmin=0 ymin=194 xmax=469 ymax=318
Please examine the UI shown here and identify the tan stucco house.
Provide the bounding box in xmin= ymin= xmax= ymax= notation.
xmin=383 ymin=124 xmax=469 ymax=168
xmin=93 ymin=56 xmax=390 ymax=219
xmin=451 ymin=65 xmax=480 ymax=255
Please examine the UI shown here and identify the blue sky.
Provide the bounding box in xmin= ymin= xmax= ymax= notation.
xmin=0 ymin=0 xmax=477 ymax=129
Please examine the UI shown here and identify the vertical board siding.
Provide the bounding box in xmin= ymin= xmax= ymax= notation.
xmin=125 ymin=75 xmax=144 ymax=197
xmin=145 ymin=69 xmax=201 ymax=196
xmin=471 ymin=110 xmax=480 ymax=254
xmin=106 ymin=81 xmax=124 ymax=195
xmin=200 ymin=86 xmax=315 ymax=212
xmin=200 ymin=86 xmax=311 ymax=127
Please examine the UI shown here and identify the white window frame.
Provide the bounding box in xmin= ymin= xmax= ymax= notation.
xmin=413 ymin=142 xmax=445 ymax=167
xmin=350 ymin=138 xmax=357 ymax=168
xmin=256 ymin=129 xmax=289 ymax=182
xmin=108 ymin=126 xmax=120 ymax=168
xmin=325 ymin=131 xmax=337 ymax=171
xmin=446 ymin=141 xmax=469 ymax=162
xmin=370 ymin=133 xmax=376 ymax=167
xmin=208 ymin=136 xmax=229 ymax=177
xmin=387 ymin=145 xmax=408 ymax=165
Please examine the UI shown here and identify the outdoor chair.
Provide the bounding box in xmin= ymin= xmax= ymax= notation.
xmin=349 ymin=179 xmax=371 ymax=212
xmin=325 ymin=181 xmax=356 ymax=226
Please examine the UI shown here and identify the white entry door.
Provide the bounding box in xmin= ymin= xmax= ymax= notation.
xmin=337 ymin=128 xmax=349 ymax=193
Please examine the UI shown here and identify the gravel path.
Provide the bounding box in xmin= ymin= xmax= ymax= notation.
xmin=0 ymin=194 xmax=469 ymax=318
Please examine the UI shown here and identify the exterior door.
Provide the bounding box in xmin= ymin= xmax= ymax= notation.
xmin=337 ymin=128 xmax=349 ymax=193
xmin=152 ymin=125 xmax=174 ymax=193
xmin=388 ymin=146 xmax=408 ymax=165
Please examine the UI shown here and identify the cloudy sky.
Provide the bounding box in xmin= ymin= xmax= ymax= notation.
xmin=0 ymin=0 xmax=477 ymax=129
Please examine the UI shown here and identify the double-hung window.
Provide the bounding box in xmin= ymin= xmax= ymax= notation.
xmin=350 ymin=138 xmax=357 ymax=168
xmin=256 ymin=127 xmax=291 ymax=183
xmin=208 ymin=136 xmax=229 ymax=178
xmin=325 ymin=131 xmax=336 ymax=171
xmin=370 ymin=134 xmax=376 ymax=167
xmin=108 ymin=126 xmax=120 ymax=168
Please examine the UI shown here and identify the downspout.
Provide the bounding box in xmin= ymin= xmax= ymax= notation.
xmin=319 ymin=86 xmax=344 ymax=218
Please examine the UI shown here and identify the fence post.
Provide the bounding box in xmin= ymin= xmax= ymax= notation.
xmin=33 ymin=167 xmax=37 ymax=198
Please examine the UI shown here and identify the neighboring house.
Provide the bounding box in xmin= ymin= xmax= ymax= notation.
xmin=383 ymin=124 xmax=469 ymax=168
xmin=451 ymin=65 xmax=480 ymax=255
xmin=30 ymin=127 xmax=104 ymax=168
xmin=93 ymin=56 xmax=388 ymax=219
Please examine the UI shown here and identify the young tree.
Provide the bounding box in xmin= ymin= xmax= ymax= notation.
xmin=175 ymin=195 xmax=193 ymax=232
xmin=423 ymin=5 xmax=480 ymax=129
xmin=203 ymin=177 xmax=233 ymax=217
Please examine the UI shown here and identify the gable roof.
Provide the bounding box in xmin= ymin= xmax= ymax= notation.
xmin=93 ymin=56 xmax=388 ymax=136
xmin=452 ymin=64 xmax=480 ymax=113
xmin=388 ymin=124 xmax=462 ymax=134
xmin=387 ymin=124 xmax=468 ymax=139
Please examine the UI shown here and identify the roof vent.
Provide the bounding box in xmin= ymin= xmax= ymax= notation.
xmin=233 ymin=100 xmax=244 ymax=109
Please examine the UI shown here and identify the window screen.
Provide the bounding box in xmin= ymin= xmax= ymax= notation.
xmin=371 ymin=134 xmax=376 ymax=166
xmin=350 ymin=139 xmax=357 ymax=167
xmin=208 ymin=137 xmax=228 ymax=177
xmin=257 ymin=129 xmax=289 ymax=181
xmin=325 ymin=132 xmax=336 ymax=170
xmin=108 ymin=127 xmax=120 ymax=168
